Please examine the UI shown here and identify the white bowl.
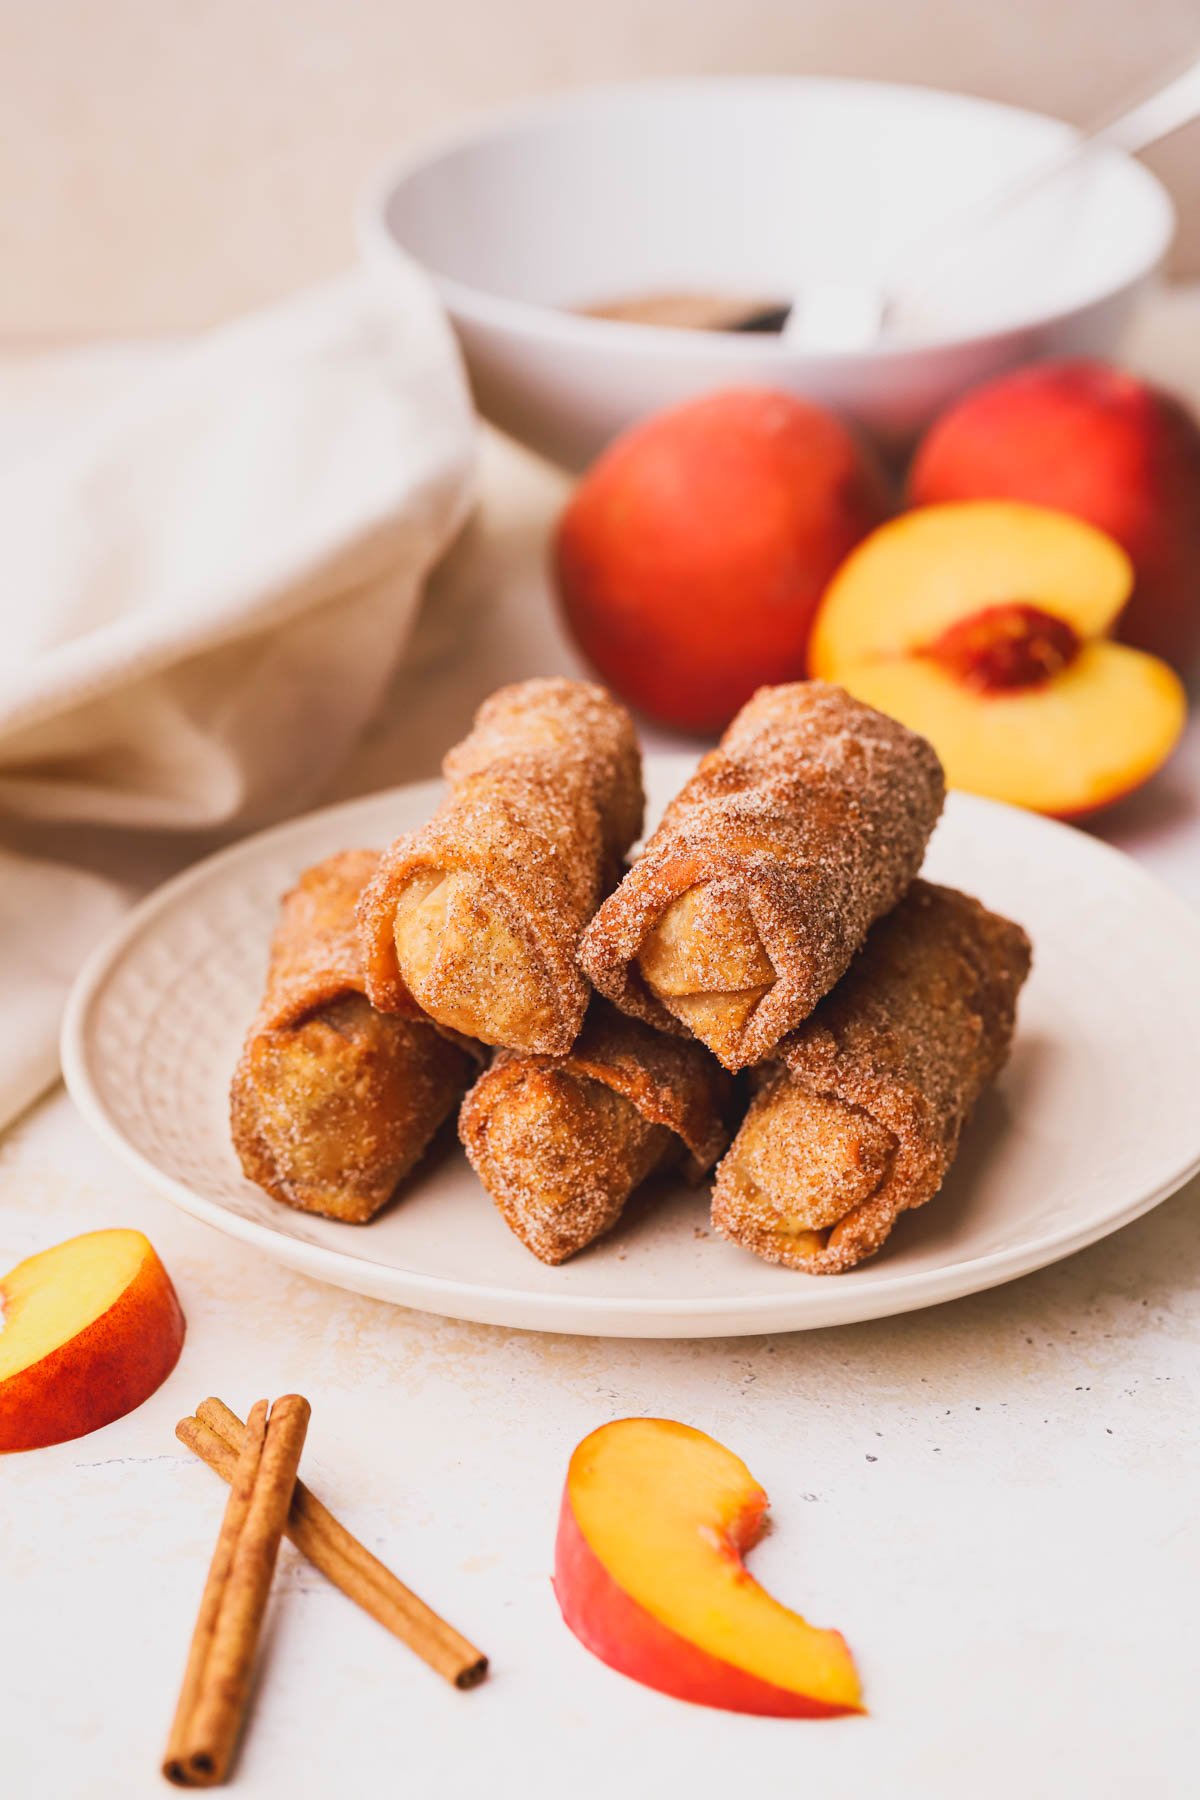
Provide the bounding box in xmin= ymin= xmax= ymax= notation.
xmin=360 ymin=77 xmax=1174 ymax=469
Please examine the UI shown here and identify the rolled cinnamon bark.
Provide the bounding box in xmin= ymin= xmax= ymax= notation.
xmin=232 ymin=851 xmax=480 ymax=1223
xmin=163 ymin=1395 xmax=310 ymax=1787
xmin=460 ymin=1002 xmax=732 ymax=1264
xmin=359 ymin=679 xmax=643 ymax=1055
xmin=711 ymin=881 xmax=1031 ymax=1273
xmin=177 ymin=1398 xmax=489 ymax=1691
xmin=580 ymin=681 xmax=945 ymax=1071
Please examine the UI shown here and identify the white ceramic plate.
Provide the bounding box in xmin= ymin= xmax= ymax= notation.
xmin=63 ymin=757 xmax=1200 ymax=1338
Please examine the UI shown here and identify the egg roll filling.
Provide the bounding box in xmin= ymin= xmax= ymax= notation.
xmin=359 ymin=679 xmax=644 ymax=1056
xmin=390 ymin=867 xmax=558 ymax=1052
xmin=580 ymin=681 xmax=945 ymax=1071
xmin=637 ymin=882 xmax=776 ymax=1052
xmin=724 ymin=1076 xmax=897 ymax=1248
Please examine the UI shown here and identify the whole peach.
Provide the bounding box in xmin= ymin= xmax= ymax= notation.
xmin=554 ymin=389 xmax=890 ymax=732
xmin=910 ymin=360 xmax=1200 ymax=670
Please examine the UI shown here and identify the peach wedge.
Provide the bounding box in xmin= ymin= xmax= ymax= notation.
xmin=0 ymin=1229 xmax=185 ymax=1453
xmin=811 ymin=501 xmax=1186 ymax=817
xmin=554 ymin=1417 xmax=862 ymax=1717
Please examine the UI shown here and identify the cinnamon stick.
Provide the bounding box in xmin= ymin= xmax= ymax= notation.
xmin=176 ymin=1397 xmax=488 ymax=1692
xmin=164 ymin=1395 xmax=310 ymax=1787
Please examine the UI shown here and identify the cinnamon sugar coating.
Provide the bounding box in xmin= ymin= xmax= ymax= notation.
xmin=712 ymin=881 xmax=1031 ymax=1273
xmin=358 ymin=679 xmax=643 ymax=1054
xmin=579 ymin=681 xmax=945 ymax=1070
xmin=231 ymin=851 xmax=480 ymax=1223
xmin=459 ymin=1001 xmax=733 ymax=1264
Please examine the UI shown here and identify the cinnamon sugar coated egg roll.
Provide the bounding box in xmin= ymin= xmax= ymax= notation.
xmin=580 ymin=681 xmax=945 ymax=1070
xmin=232 ymin=851 xmax=480 ymax=1223
xmin=711 ymin=881 xmax=1031 ymax=1273
xmin=359 ymin=679 xmax=643 ymax=1055
xmin=459 ymin=1002 xmax=732 ymax=1264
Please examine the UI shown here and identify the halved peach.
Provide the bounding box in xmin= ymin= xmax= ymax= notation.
xmin=553 ymin=1417 xmax=862 ymax=1717
xmin=0 ymin=1229 xmax=185 ymax=1453
xmin=811 ymin=501 xmax=1186 ymax=817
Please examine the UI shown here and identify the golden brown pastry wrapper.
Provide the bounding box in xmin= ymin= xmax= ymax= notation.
xmin=358 ymin=679 xmax=643 ymax=1055
xmin=580 ymin=681 xmax=945 ymax=1070
xmin=232 ymin=850 xmax=480 ymax=1222
xmin=460 ymin=1002 xmax=732 ymax=1264
xmin=711 ymin=880 xmax=1031 ymax=1273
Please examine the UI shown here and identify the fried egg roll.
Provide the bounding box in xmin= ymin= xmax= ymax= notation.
xmin=359 ymin=679 xmax=643 ymax=1055
xmin=232 ymin=850 xmax=480 ymax=1223
xmin=711 ymin=881 xmax=1031 ymax=1273
xmin=580 ymin=681 xmax=945 ymax=1070
xmin=459 ymin=1002 xmax=732 ymax=1264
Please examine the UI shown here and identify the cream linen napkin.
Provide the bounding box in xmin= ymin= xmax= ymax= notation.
xmin=0 ymin=260 xmax=477 ymax=1129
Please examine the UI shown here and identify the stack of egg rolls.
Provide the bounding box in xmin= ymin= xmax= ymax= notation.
xmin=231 ymin=677 xmax=1030 ymax=1276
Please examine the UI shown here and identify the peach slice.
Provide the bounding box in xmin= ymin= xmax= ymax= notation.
xmin=811 ymin=501 xmax=1186 ymax=817
xmin=0 ymin=1229 xmax=185 ymax=1453
xmin=553 ymin=1418 xmax=862 ymax=1717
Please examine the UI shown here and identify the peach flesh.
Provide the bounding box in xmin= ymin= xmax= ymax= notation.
xmin=811 ymin=499 xmax=1185 ymax=817
xmin=925 ymin=602 xmax=1082 ymax=693
xmin=554 ymin=1418 xmax=862 ymax=1717
xmin=554 ymin=1492 xmax=855 ymax=1718
xmin=0 ymin=1230 xmax=185 ymax=1453
xmin=838 ymin=645 xmax=1184 ymax=818
xmin=810 ymin=500 xmax=1134 ymax=675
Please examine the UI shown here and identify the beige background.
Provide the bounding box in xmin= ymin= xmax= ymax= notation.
xmin=3 ymin=0 xmax=1199 ymax=337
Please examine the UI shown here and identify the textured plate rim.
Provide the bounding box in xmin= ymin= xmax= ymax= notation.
xmin=61 ymin=779 xmax=1200 ymax=1337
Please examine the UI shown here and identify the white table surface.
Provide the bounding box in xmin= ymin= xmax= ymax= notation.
xmin=3 ymin=298 xmax=1200 ymax=1798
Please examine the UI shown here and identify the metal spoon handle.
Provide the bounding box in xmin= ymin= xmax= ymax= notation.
xmin=886 ymin=48 xmax=1200 ymax=332
xmin=1086 ymin=49 xmax=1200 ymax=154
xmin=787 ymin=49 xmax=1200 ymax=349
